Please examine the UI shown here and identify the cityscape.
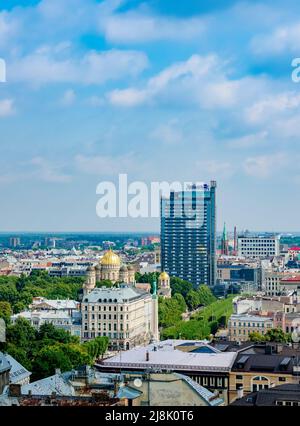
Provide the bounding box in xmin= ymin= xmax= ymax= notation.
xmin=1 ymin=0 xmax=300 ymax=416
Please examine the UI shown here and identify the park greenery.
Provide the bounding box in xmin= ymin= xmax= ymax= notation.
xmin=0 ymin=271 xmax=84 ymax=314
xmin=160 ymin=295 xmax=235 ymax=340
xmin=0 ymin=318 xmax=109 ymax=381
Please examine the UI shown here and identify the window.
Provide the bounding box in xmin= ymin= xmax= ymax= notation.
xmin=236 ymin=375 xmax=243 ymax=380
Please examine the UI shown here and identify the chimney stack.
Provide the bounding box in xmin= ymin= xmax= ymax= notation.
xmin=237 ymin=387 xmax=244 ymax=399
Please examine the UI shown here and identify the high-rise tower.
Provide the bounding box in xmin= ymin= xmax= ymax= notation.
xmin=160 ymin=181 xmax=216 ymax=288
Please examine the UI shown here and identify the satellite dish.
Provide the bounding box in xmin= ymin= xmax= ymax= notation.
xmin=133 ymin=378 xmax=143 ymax=388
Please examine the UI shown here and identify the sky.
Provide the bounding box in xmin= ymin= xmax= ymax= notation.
xmin=1 ymin=0 xmax=300 ymax=232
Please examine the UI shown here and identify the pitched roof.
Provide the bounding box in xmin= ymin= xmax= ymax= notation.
xmin=5 ymin=354 xmax=31 ymax=383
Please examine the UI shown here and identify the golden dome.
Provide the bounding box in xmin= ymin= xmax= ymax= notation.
xmin=100 ymin=250 xmax=121 ymax=266
xmin=159 ymin=271 xmax=170 ymax=280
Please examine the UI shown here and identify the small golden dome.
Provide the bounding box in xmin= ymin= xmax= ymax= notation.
xmin=100 ymin=250 xmax=121 ymax=266
xmin=159 ymin=271 xmax=170 ymax=280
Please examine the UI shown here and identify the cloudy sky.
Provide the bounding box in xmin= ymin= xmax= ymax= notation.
xmin=1 ymin=0 xmax=300 ymax=232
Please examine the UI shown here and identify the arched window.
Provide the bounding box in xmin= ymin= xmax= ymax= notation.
xmin=98 ymin=299 xmax=102 ymax=303
xmin=251 ymin=376 xmax=270 ymax=392
xmin=109 ymin=299 xmax=112 ymax=303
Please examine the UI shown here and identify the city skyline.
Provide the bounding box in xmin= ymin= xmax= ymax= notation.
xmin=1 ymin=0 xmax=300 ymax=232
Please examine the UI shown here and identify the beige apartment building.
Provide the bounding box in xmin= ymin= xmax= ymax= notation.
xmin=228 ymin=314 xmax=273 ymax=341
xmin=81 ymin=284 xmax=159 ymax=350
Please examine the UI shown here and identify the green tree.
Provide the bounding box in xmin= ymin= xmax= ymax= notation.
xmin=36 ymin=323 xmax=73 ymax=344
xmin=5 ymin=317 xmax=36 ymax=350
xmin=249 ymin=331 xmax=265 ymax=342
xmin=264 ymin=328 xmax=291 ymax=343
xmin=186 ymin=290 xmax=200 ymax=310
xmin=96 ymin=280 xmax=113 ymax=288
xmin=0 ymin=301 xmax=12 ymax=324
xmin=170 ymin=277 xmax=193 ymax=299
xmin=32 ymin=344 xmax=73 ymax=379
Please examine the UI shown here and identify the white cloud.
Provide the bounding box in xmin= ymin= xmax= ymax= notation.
xmin=60 ymin=89 xmax=76 ymax=106
xmin=9 ymin=48 xmax=148 ymax=86
xmin=243 ymin=153 xmax=289 ymax=178
xmin=107 ymin=54 xmax=272 ymax=112
xmin=107 ymin=54 xmax=221 ymax=107
xmin=0 ymin=12 xmax=18 ymax=48
xmin=227 ymin=131 xmax=269 ymax=149
xmin=150 ymin=121 xmax=183 ymax=145
xmin=0 ymin=99 xmax=15 ymax=117
xmin=245 ymin=92 xmax=300 ymax=124
xmin=196 ymin=160 xmax=234 ymax=179
xmin=75 ymin=153 xmax=136 ymax=176
xmin=30 ymin=157 xmax=72 ymax=183
xmin=85 ymin=95 xmax=104 ymax=107
xmin=99 ymin=10 xmax=206 ymax=44
xmin=251 ymin=22 xmax=300 ymax=55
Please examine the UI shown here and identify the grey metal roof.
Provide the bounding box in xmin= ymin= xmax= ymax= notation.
xmin=5 ymin=354 xmax=31 ymax=384
xmin=82 ymin=285 xmax=151 ymax=303
xmin=174 ymin=373 xmax=224 ymax=406
xmin=21 ymin=374 xmax=75 ymax=396
xmin=0 ymin=352 xmax=11 ymax=374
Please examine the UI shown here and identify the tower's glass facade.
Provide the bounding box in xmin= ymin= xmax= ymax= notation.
xmin=160 ymin=181 xmax=216 ymax=288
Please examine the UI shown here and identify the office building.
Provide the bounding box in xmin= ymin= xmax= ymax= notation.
xmin=237 ymin=235 xmax=280 ymax=259
xmin=161 ymin=181 xmax=217 ymax=287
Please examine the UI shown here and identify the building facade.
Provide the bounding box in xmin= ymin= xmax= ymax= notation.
xmin=161 ymin=181 xmax=217 ymax=288
xmin=228 ymin=314 xmax=273 ymax=341
xmin=81 ymin=284 xmax=159 ymax=350
xmin=229 ymin=344 xmax=300 ymax=404
xmin=86 ymin=250 xmax=135 ymax=284
xmin=237 ymin=235 xmax=280 ymax=259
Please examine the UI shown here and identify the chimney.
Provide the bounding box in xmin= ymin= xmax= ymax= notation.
xmin=146 ymin=351 xmax=150 ymax=361
xmin=9 ymin=384 xmax=21 ymax=397
xmin=55 ymin=368 xmax=61 ymax=375
xmin=237 ymin=387 xmax=244 ymax=399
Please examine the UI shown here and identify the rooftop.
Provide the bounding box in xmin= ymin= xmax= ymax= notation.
xmin=100 ymin=340 xmax=237 ymax=372
xmin=231 ymin=384 xmax=300 ymax=406
xmin=82 ymin=285 xmax=151 ymax=304
xmin=229 ymin=314 xmax=273 ymax=322
xmin=5 ymin=354 xmax=31 ymax=384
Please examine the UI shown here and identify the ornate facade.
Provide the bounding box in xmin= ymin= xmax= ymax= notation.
xmin=158 ymin=271 xmax=171 ymax=298
xmin=84 ymin=250 xmax=135 ymax=293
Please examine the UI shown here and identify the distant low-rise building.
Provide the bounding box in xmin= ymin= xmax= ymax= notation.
xmin=228 ymin=314 xmax=273 ymax=341
xmin=238 ymin=235 xmax=280 ymax=259
xmin=11 ymin=310 xmax=82 ymax=338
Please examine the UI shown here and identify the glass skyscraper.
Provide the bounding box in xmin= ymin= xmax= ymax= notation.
xmin=160 ymin=181 xmax=216 ymax=288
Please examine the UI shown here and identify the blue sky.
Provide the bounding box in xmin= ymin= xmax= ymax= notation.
xmin=1 ymin=0 xmax=300 ymax=232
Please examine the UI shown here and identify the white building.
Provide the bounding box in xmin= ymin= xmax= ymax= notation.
xmin=238 ymin=235 xmax=280 ymax=259
xmin=11 ymin=310 xmax=82 ymax=338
